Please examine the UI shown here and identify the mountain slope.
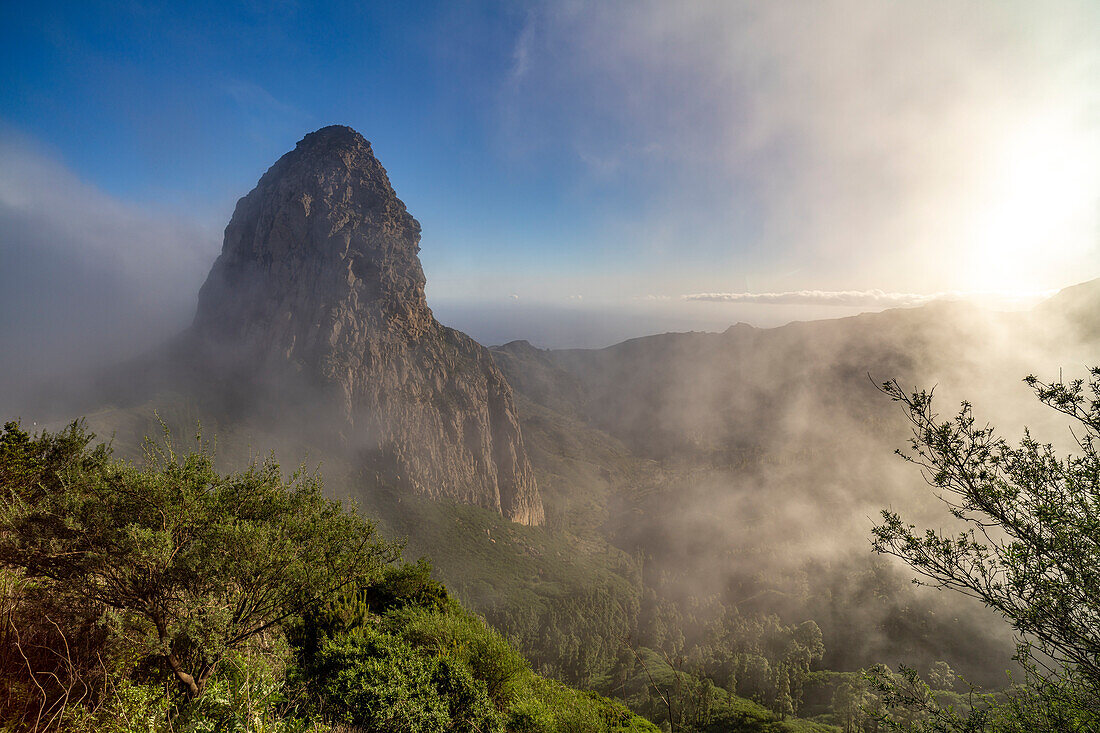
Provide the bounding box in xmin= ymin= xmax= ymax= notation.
xmin=491 ymin=290 xmax=1100 ymax=686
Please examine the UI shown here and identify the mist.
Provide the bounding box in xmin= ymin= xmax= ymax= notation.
xmin=428 ymin=297 xmax=887 ymax=350
xmin=0 ymin=134 xmax=219 ymax=404
xmin=497 ymin=0 xmax=1099 ymax=296
xmin=2 ymin=122 xmax=1095 ymax=696
xmin=0 ymin=133 xmax=994 ymax=396
xmin=488 ymin=293 xmax=1100 ymax=686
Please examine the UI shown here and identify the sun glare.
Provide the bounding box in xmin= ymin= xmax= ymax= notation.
xmin=965 ymin=113 xmax=1098 ymax=293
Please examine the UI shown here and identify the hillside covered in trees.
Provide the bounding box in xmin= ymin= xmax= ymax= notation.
xmin=7 ymin=361 xmax=1099 ymax=731
xmin=0 ymin=420 xmax=664 ymax=732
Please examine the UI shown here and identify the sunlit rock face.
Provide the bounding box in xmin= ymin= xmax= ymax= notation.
xmin=192 ymin=125 xmax=544 ymax=525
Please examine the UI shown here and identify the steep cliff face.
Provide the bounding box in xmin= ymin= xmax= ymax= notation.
xmin=191 ymin=125 xmax=543 ymax=525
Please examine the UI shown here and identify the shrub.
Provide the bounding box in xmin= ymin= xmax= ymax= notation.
xmin=388 ymin=605 xmax=529 ymax=707
xmin=308 ymin=629 xmax=501 ymax=733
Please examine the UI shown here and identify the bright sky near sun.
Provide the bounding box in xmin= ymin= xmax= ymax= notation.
xmin=1 ymin=0 xmax=1098 ymax=353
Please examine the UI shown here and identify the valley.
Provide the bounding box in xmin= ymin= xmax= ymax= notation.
xmin=4 ymin=125 xmax=1098 ymax=732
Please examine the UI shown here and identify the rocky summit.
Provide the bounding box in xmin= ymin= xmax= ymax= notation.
xmin=191 ymin=125 xmax=544 ymax=525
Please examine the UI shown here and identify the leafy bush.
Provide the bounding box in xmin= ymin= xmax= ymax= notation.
xmin=308 ymin=631 xmax=456 ymax=732
xmin=296 ymin=567 xmax=658 ymax=733
xmin=363 ymin=558 xmax=450 ymax=614
xmin=873 ymin=371 xmax=1100 ymax=729
xmin=0 ymin=419 xmax=400 ymax=702
xmin=388 ymin=605 xmax=529 ymax=707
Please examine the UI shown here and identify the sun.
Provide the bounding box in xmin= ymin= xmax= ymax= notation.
xmin=963 ymin=112 xmax=1098 ymax=294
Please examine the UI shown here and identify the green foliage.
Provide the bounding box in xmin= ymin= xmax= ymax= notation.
xmin=360 ymin=491 xmax=841 ymax=732
xmin=291 ymin=559 xmax=451 ymax=662
xmin=829 ymin=672 xmax=881 ymax=733
xmin=363 ymin=557 xmax=450 ymax=614
xmin=298 ymin=579 xmax=658 ymax=733
xmin=487 ymin=583 xmax=639 ymax=687
xmin=511 ymin=676 xmax=662 ymax=733
xmin=364 ymin=491 xmax=645 ymax=691
xmin=926 ymin=662 xmax=956 ymax=692
xmin=0 ymin=418 xmax=662 ymax=732
xmin=294 ymin=563 xmax=523 ymax=720
xmin=94 ymin=679 xmax=172 ymax=733
xmin=872 ymin=369 xmax=1100 ymax=729
xmin=164 ymin=644 xmax=305 ymax=733
xmin=365 ymin=493 xmax=839 ymax=732
xmin=688 ymin=608 xmax=824 ymax=715
xmin=390 ymin=605 xmax=529 ymax=707
xmin=0 ymin=419 xmax=401 ymax=701
xmin=307 ymin=631 xmax=474 ymax=732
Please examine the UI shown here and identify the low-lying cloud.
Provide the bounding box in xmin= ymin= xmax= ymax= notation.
xmin=682 ymin=289 xmax=1057 ymax=307
xmin=0 ymin=133 xmax=220 ymax=400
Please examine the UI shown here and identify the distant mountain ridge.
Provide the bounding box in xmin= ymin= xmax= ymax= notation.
xmin=485 ymin=283 xmax=1098 ymax=681
xmin=501 ymin=283 xmax=1099 ymax=462
xmin=1034 ymin=277 xmax=1100 ymax=341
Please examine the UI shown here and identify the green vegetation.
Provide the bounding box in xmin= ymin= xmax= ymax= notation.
xmin=69 ymin=400 xmax=852 ymax=730
xmin=596 ymin=646 xmax=837 ymax=733
xmin=372 ymin=493 xmax=641 ymax=687
xmin=872 ymin=369 xmax=1100 ymax=730
xmin=361 ymin=480 xmax=849 ymax=731
xmin=15 ymin=373 xmax=1039 ymax=732
xmin=0 ymin=419 xmax=399 ymax=701
xmin=0 ymin=420 xmax=657 ymax=732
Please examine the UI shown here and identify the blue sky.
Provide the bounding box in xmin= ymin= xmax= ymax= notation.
xmin=2 ymin=3 xmax=569 ymax=243
xmin=1 ymin=0 xmax=1098 ymax=368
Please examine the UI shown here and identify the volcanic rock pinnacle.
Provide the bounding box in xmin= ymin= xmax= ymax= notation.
xmin=192 ymin=125 xmax=544 ymax=525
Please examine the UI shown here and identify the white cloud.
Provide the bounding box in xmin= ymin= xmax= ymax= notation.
xmin=682 ymin=289 xmax=1057 ymax=307
xmin=0 ymin=136 xmax=218 ymax=283
xmin=498 ymin=1 xmax=1100 ymax=294
xmin=509 ymin=17 xmax=534 ymax=83
xmin=223 ymin=79 xmax=301 ymax=117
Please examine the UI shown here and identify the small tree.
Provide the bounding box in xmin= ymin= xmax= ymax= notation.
xmin=0 ymin=420 xmax=401 ymax=699
xmin=872 ymin=368 xmax=1100 ymax=728
xmin=927 ymin=661 xmax=955 ymax=691
xmin=773 ymin=663 xmax=794 ymax=719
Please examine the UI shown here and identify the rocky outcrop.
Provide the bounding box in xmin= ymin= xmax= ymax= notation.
xmin=191 ymin=125 xmax=543 ymax=525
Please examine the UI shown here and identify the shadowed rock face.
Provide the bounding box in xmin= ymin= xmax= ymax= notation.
xmin=192 ymin=125 xmax=543 ymax=525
